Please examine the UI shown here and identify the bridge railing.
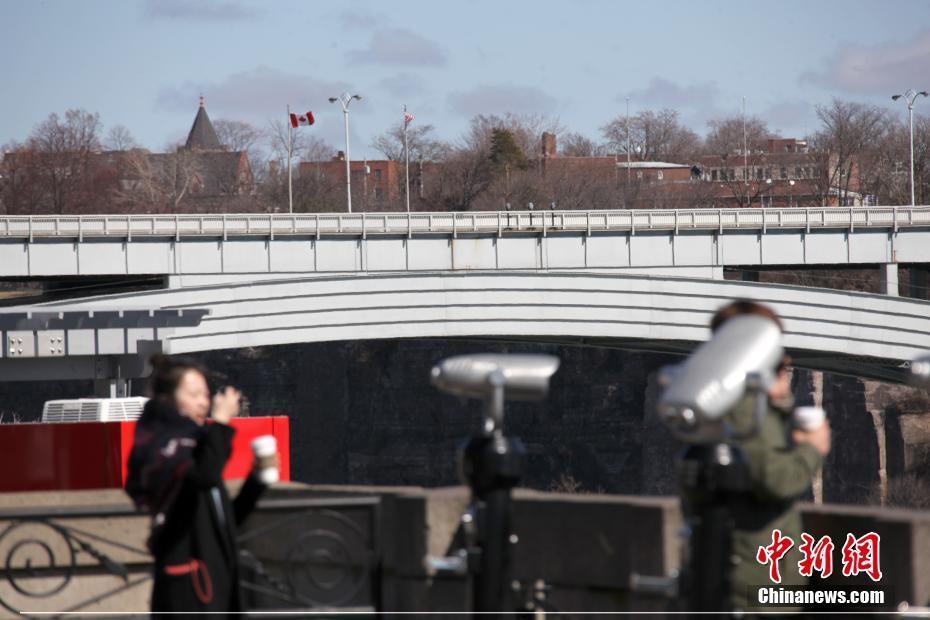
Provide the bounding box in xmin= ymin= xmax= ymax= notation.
xmin=1 ymin=207 xmax=929 ymax=239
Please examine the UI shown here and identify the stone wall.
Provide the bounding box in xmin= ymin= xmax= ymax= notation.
xmin=1 ymin=339 xmax=928 ymax=505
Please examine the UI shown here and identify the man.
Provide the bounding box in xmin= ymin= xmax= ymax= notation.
xmin=685 ymin=300 xmax=831 ymax=613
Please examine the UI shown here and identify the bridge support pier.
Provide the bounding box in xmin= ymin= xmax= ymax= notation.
xmin=94 ymin=378 xmax=130 ymax=398
xmin=879 ymin=264 xmax=899 ymax=297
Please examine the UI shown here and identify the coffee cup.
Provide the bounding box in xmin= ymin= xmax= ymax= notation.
xmin=251 ymin=435 xmax=279 ymax=485
xmin=793 ymin=406 xmax=826 ymax=432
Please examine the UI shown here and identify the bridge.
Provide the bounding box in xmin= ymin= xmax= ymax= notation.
xmin=2 ymin=208 xmax=930 ymax=389
xmin=1 ymin=208 xmax=929 ymax=297
xmin=4 ymin=270 xmax=930 ymax=385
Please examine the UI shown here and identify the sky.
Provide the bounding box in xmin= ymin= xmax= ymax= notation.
xmin=2 ymin=0 xmax=930 ymax=159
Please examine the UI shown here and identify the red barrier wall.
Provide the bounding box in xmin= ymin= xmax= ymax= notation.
xmin=0 ymin=417 xmax=290 ymax=493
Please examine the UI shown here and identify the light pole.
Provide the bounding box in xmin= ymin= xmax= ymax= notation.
xmin=329 ymin=92 xmax=362 ymax=213
xmin=626 ymin=96 xmax=632 ymax=183
xmin=763 ymin=178 xmax=772 ymax=208
xmin=892 ymin=89 xmax=928 ymax=206
xmin=788 ymin=179 xmax=795 ymax=208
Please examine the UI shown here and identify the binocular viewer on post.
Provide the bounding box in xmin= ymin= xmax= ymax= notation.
xmin=657 ymin=315 xmax=784 ymax=444
xmin=428 ymin=353 xmax=560 ymax=614
xmin=911 ymin=353 xmax=930 ymax=389
xmin=431 ymin=354 xmax=560 ymax=434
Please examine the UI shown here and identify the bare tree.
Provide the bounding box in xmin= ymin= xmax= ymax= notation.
xmin=559 ymin=132 xmax=608 ymax=157
xmin=371 ymin=122 xmax=450 ymax=162
xmin=420 ymin=150 xmax=494 ymax=212
xmin=214 ymin=119 xmax=262 ymax=153
xmin=104 ymin=125 xmax=138 ymax=151
xmin=704 ymin=115 xmax=772 ymax=157
xmin=26 ymin=109 xmax=105 ymax=213
xmin=0 ymin=141 xmax=44 ymax=214
xmin=460 ymin=113 xmax=564 ymax=160
xmin=258 ymin=121 xmax=339 ymax=212
xmin=810 ymin=99 xmax=889 ymax=206
xmin=601 ymin=109 xmax=701 ymax=162
xmin=116 ymin=148 xmax=203 ymax=212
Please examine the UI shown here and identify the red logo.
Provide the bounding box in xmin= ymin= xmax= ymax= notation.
xmin=841 ymin=532 xmax=882 ymax=582
xmin=756 ymin=529 xmax=794 ymax=584
xmin=798 ymin=533 xmax=835 ymax=578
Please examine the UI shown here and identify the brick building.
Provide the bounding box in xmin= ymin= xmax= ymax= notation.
xmin=299 ymin=154 xmax=402 ymax=206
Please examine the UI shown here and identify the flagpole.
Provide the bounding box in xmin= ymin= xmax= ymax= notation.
xmin=287 ymin=104 xmax=293 ymax=214
xmin=404 ymin=105 xmax=410 ymax=212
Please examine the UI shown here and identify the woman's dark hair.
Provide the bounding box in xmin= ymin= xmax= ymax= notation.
xmin=710 ymin=299 xmax=784 ymax=333
xmin=149 ymin=354 xmax=208 ymax=400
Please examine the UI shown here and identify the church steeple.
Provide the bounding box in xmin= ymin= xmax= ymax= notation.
xmin=184 ymin=97 xmax=222 ymax=151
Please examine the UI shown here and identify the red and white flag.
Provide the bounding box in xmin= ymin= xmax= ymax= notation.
xmin=290 ymin=111 xmax=315 ymax=128
xmin=404 ymin=111 xmax=415 ymax=125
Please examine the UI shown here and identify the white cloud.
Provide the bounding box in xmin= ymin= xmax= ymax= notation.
xmin=346 ymin=28 xmax=447 ymax=67
xmin=157 ymin=66 xmax=350 ymax=118
xmin=377 ymin=73 xmax=427 ymax=98
xmin=801 ymin=29 xmax=930 ymax=95
xmin=144 ymin=0 xmax=259 ymax=22
xmin=625 ymin=78 xmax=721 ymax=111
xmin=336 ymin=10 xmax=384 ymax=30
xmin=448 ymin=83 xmax=558 ymax=117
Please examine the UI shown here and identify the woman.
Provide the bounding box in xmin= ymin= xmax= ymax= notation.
xmin=126 ymin=355 xmax=270 ymax=615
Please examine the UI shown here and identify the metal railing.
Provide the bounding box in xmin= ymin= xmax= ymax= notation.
xmin=1 ymin=207 xmax=928 ymax=241
xmin=0 ymin=496 xmax=380 ymax=617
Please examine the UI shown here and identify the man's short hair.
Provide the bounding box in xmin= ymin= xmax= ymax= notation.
xmin=710 ymin=300 xmax=784 ymax=333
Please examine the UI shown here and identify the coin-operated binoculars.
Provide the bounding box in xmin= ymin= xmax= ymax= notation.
xmin=910 ymin=353 xmax=930 ymax=389
xmin=429 ymin=354 xmax=560 ymax=615
xmin=635 ymin=315 xmax=784 ymax=612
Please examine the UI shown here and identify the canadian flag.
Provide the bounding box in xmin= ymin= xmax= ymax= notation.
xmin=290 ymin=111 xmax=315 ymax=128
xmin=404 ymin=112 xmax=415 ymax=125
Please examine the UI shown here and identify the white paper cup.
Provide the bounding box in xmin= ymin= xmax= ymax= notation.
xmin=251 ymin=435 xmax=279 ymax=485
xmin=793 ymin=406 xmax=826 ymax=432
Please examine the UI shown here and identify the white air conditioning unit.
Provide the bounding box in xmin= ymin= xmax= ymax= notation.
xmin=42 ymin=397 xmax=149 ymax=423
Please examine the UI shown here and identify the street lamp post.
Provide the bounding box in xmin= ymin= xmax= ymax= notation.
xmin=329 ymin=92 xmax=363 ymax=213
xmin=626 ymin=97 xmax=632 ymax=183
xmin=788 ymin=179 xmax=795 ymax=208
xmin=892 ymin=89 xmax=928 ymax=206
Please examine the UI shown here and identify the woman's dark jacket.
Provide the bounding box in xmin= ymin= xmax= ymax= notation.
xmin=125 ymin=398 xmax=265 ymax=614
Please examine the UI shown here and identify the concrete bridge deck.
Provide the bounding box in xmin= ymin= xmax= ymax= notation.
xmin=1 ymin=207 xmax=928 ymax=278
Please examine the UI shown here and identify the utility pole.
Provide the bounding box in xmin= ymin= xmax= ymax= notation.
xmin=286 ymin=104 xmax=293 ymax=214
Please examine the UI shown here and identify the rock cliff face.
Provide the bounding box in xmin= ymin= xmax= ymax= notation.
xmin=2 ymin=340 xmax=928 ymax=505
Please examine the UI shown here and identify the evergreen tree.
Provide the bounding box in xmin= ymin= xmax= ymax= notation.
xmin=489 ymin=128 xmax=528 ymax=171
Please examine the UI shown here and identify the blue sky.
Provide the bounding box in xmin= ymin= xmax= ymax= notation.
xmin=2 ymin=0 xmax=929 ymax=158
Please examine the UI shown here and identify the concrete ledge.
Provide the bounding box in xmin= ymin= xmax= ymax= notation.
xmin=0 ymin=484 xmax=927 ymax=615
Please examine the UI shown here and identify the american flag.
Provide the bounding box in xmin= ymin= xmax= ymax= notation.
xmin=404 ymin=111 xmax=415 ymax=125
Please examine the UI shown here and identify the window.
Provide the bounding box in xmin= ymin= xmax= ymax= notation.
xmin=757 ymin=167 xmax=764 ymax=180
xmin=711 ymin=169 xmax=719 ymax=181
xmin=795 ymin=166 xmax=802 ymax=178
xmin=780 ymin=167 xmax=788 ymax=179
xmin=374 ymin=187 xmax=383 ymax=199
xmin=657 ymin=170 xmax=664 ymax=180
xmin=728 ymin=169 xmax=736 ymax=180
xmin=374 ymin=169 xmax=382 ymax=180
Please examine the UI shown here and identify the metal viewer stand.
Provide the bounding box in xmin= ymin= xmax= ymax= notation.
xmin=427 ymin=353 xmax=560 ymax=616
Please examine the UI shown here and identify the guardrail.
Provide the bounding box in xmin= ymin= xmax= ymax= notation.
xmin=1 ymin=207 xmax=929 ymax=240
